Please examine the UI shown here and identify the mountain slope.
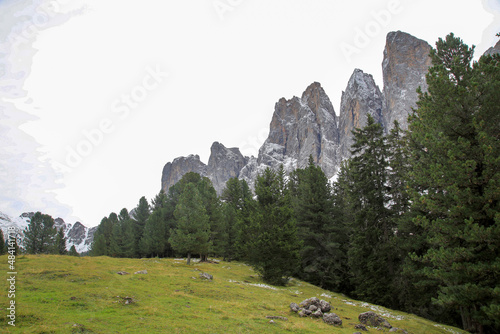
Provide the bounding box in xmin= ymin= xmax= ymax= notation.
xmin=0 ymin=254 xmax=467 ymax=333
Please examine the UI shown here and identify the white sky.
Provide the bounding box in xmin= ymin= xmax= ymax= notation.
xmin=1 ymin=0 xmax=499 ymax=227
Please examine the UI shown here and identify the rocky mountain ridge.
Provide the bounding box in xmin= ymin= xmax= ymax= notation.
xmin=160 ymin=31 xmax=498 ymax=195
xmin=0 ymin=211 xmax=96 ymax=254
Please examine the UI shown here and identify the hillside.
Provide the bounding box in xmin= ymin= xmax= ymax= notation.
xmin=0 ymin=255 xmax=467 ymax=333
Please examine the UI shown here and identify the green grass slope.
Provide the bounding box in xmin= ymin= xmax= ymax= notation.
xmin=0 ymin=255 xmax=466 ymax=333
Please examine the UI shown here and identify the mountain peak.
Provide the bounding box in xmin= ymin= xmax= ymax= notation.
xmin=339 ymin=68 xmax=384 ymax=159
xmin=160 ymin=31 xmax=433 ymax=194
xmin=382 ymin=30 xmax=431 ymax=130
xmin=301 ymin=81 xmax=324 ymax=99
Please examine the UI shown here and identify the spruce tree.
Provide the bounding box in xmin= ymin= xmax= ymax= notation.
xmin=330 ymin=160 xmax=356 ymax=294
xmin=246 ymin=166 xmax=301 ymax=285
xmin=407 ymin=33 xmax=500 ymax=333
xmin=122 ymin=218 xmax=138 ymax=258
xmin=151 ymin=189 xmax=167 ymax=210
xmin=24 ymin=212 xmax=57 ymax=254
xmin=289 ymin=156 xmax=344 ymax=290
xmin=55 ymin=228 xmax=67 ymax=255
xmin=90 ymin=214 xmax=116 ymax=256
xmin=68 ymin=245 xmax=79 ymax=256
xmin=115 ymin=208 xmax=138 ymax=257
xmin=346 ymin=114 xmax=396 ymax=307
xmin=196 ymin=177 xmax=222 ymax=262
xmin=169 ymin=183 xmax=211 ymax=265
xmin=139 ymin=209 xmax=167 ymax=257
xmin=90 ymin=234 xmax=107 ymax=256
xmin=218 ymin=177 xmax=251 ymax=261
xmin=222 ymin=177 xmax=256 ymax=260
xmin=215 ymin=202 xmax=237 ymax=261
xmin=164 ymin=173 xmax=221 ymax=260
xmin=133 ymin=196 xmax=150 ymax=255
xmin=0 ymin=229 xmax=5 ymax=255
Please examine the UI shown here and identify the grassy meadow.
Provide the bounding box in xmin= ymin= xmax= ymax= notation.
xmin=0 ymin=255 xmax=467 ymax=333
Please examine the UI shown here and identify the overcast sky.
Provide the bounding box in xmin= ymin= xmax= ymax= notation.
xmin=1 ymin=0 xmax=499 ymax=227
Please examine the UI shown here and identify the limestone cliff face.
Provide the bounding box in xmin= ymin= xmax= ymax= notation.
xmin=255 ymin=82 xmax=340 ymax=178
xmin=382 ymin=31 xmax=432 ymax=131
xmin=339 ymin=69 xmax=384 ymax=159
xmin=484 ymin=40 xmax=500 ymax=56
xmin=207 ymin=142 xmax=247 ymax=194
xmin=160 ymin=143 xmax=247 ymax=195
xmin=160 ymin=31 xmax=441 ymax=193
xmin=161 ymin=155 xmax=208 ymax=193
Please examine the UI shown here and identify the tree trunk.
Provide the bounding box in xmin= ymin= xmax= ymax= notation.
xmin=187 ymin=252 xmax=191 ymax=265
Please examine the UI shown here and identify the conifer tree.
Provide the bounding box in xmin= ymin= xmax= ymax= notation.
xmin=24 ymin=212 xmax=57 ymax=254
xmin=0 ymin=229 xmax=5 ymax=255
xmin=215 ymin=202 xmax=237 ymax=261
xmin=331 ymin=160 xmax=357 ymax=294
xmin=345 ymin=114 xmax=396 ymax=307
xmin=246 ymin=166 xmax=301 ymax=285
xmin=90 ymin=213 xmax=117 ymax=256
xmin=68 ymin=245 xmax=79 ymax=256
xmin=169 ymin=183 xmax=211 ymax=265
xmin=151 ymin=189 xmax=167 ymax=210
xmin=133 ymin=197 xmax=150 ymax=255
xmin=114 ymin=208 xmax=138 ymax=257
xmin=139 ymin=209 xmax=167 ymax=257
xmin=109 ymin=220 xmax=123 ymax=257
xmin=90 ymin=234 xmax=107 ymax=256
xmin=407 ymin=33 xmax=500 ymax=333
xmin=289 ymin=156 xmax=345 ymax=290
xmin=196 ymin=177 xmax=222 ymax=261
xmin=221 ymin=177 xmax=256 ymax=260
xmin=55 ymin=228 xmax=67 ymax=255
xmin=122 ymin=218 xmax=138 ymax=258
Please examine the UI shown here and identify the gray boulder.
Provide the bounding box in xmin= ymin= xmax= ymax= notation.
xmin=323 ymin=312 xmax=342 ymax=326
xmin=319 ymin=299 xmax=331 ymax=312
xmin=311 ymin=309 xmax=323 ymax=318
xmin=200 ymin=273 xmax=213 ymax=280
xmin=354 ymin=323 xmax=368 ymax=331
xmin=299 ymin=297 xmax=320 ymax=309
xmin=359 ymin=311 xmax=392 ymax=328
xmin=298 ymin=309 xmax=312 ymax=317
xmin=289 ymin=302 xmax=300 ymax=312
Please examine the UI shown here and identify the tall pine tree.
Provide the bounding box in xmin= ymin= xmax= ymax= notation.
xmin=133 ymin=196 xmax=150 ymax=256
xmin=407 ymin=33 xmax=500 ymax=333
xmin=55 ymin=228 xmax=67 ymax=255
xmin=246 ymin=166 xmax=301 ymax=286
xmin=345 ymin=114 xmax=397 ymax=307
xmin=140 ymin=209 xmax=167 ymax=257
xmin=289 ymin=156 xmax=346 ymax=290
xmin=0 ymin=229 xmax=5 ymax=255
xmin=24 ymin=212 xmax=57 ymax=254
xmin=169 ymin=183 xmax=211 ymax=265
xmin=219 ymin=177 xmax=254 ymax=261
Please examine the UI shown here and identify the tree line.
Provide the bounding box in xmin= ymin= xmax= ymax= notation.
xmin=88 ymin=34 xmax=498 ymax=333
xmin=0 ymin=211 xmax=80 ymax=256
